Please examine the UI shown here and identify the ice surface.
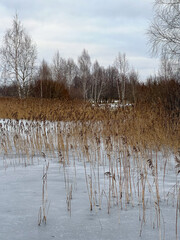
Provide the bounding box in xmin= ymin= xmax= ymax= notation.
xmin=0 ymin=119 xmax=179 ymax=240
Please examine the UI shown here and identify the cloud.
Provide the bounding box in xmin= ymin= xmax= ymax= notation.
xmin=0 ymin=0 xmax=153 ymax=18
xmin=0 ymin=0 xmax=158 ymax=81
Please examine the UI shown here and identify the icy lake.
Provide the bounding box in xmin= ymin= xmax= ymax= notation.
xmin=0 ymin=119 xmax=179 ymax=240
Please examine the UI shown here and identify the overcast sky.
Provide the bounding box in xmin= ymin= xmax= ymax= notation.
xmin=0 ymin=0 xmax=159 ymax=81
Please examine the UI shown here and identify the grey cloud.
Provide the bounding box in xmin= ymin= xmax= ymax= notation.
xmin=0 ymin=0 xmax=157 ymax=80
xmin=0 ymin=0 xmax=153 ymax=21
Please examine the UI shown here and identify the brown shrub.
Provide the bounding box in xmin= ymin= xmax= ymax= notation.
xmin=29 ymin=79 xmax=70 ymax=100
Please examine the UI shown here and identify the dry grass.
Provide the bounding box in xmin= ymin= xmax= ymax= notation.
xmin=0 ymin=97 xmax=179 ymax=236
xmin=0 ymin=97 xmax=179 ymax=151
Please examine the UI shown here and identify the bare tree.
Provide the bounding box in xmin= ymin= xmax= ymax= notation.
xmin=38 ymin=60 xmax=52 ymax=98
xmin=78 ymin=49 xmax=91 ymax=100
xmin=91 ymin=60 xmax=105 ymax=102
xmin=129 ymin=69 xmax=139 ymax=103
xmin=147 ymin=0 xmax=180 ymax=60
xmin=103 ymin=66 xmax=119 ymax=100
xmin=66 ymin=58 xmax=79 ymax=88
xmin=0 ymin=14 xmax=37 ymax=98
xmin=114 ymin=52 xmax=129 ymax=103
xmin=158 ymin=50 xmax=174 ymax=80
xmin=52 ymin=51 xmax=67 ymax=85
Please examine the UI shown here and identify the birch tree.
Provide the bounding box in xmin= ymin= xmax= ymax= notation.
xmin=114 ymin=53 xmax=129 ymax=103
xmin=52 ymin=51 xmax=79 ymax=88
xmin=78 ymin=49 xmax=91 ymax=100
xmin=159 ymin=51 xmax=174 ymax=80
xmin=147 ymin=0 xmax=180 ymax=59
xmin=91 ymin=61 xmax=105 ymax=102
xmin=52 ymin=51 xmax=67 ymax=84
xmin=147 ymin=0 xmax=180 ymax=79
xmin=129 ymin=69 xmax=139 ymax=103
xmin=66 ymin=58 xmax=79 ymax=88
xmin=0 ymin=15 xmax=37 ymax=98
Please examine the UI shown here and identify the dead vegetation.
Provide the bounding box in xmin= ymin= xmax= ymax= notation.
xmin=0 ymin=97 xmax=179 ymax=150
xmin=0 ymin=97 xmax=179 ymax=237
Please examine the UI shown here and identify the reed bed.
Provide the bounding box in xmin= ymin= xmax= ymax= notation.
xmin=0 ymin=97 xmax=179 ymax=149
xmin=0 ymin=97 xmax=179 ymax=238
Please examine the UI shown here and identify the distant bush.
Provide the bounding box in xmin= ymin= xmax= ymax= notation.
xmin=0 ymin=83 xmax=19 ymax=97
xmin=29 ymin=79 xmax=70 ymax=100
xmin=136 ymin=79 xmax=180 ymax=115
xmin=0 ymin=79 xmax=70 ymax=100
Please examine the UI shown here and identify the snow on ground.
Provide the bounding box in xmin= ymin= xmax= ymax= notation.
xmin=0 ymin=120 xmax=179 ymax=240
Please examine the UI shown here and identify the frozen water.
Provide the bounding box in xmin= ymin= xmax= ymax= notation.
xmin=0 ymin=119 xmax=179 ymax=240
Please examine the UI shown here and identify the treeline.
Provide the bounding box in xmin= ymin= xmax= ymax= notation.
xmin=0 ymin=15 xmax=179 ymax=116
xmin=0 ymin=49 xmax=139 ymax=102
xmin=0 ymin=49 xmax=180 ymax=113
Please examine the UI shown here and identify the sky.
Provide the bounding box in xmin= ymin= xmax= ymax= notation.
xmin=0 ymin=0 xmax=159 ymax=81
